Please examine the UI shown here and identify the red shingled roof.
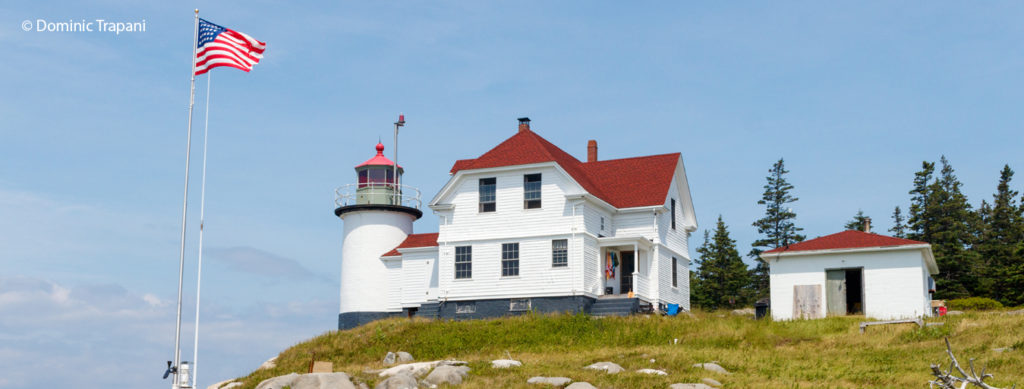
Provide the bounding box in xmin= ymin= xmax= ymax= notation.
xmin=382 ymin=232 xmax=439 ymax=257
xmin=763 ymin=230 xmax=927 ymax=254
xmin=449 ymin=129 xmax=680 ymax=208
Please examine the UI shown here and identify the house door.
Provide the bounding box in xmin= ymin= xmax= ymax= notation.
xmin=620 ymin=251 xmax=635 ymax=293
xmin=826 ymin=269 xmax=847 ymax=315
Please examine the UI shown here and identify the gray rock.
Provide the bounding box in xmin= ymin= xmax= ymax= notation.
xmin=527 ymin=376 xmax=573 ymax=386
xmin=636 ymin=368 xmax=668 ymax=375
xmin=375 ymin=372 xmax=418 ymax=389
xmin=565 ymin=383 xmax=597 ymax=389
xmin=584 ymin=361 xmax=624 ymax=374
xmin=491 ymin=359 xmax=522 ymax=368
xmin=255 ymin=372 xmax=356 ymax=389
xmin=207 ymin=379 xmax=241 ymax=389
xmin=377 ymin=360 xmax=468 ymax=378
xmin=424 ymin=365 xmax=471 ymax=386
xmin=731 ymin=308 xmax=755 ymax=316
xmin=701 ymin=377 xmax=722 ymax=387
xmin=692 ymin=363 xmax=730 ymax=374
xmin=1006 ymin=309 xmax=1024 ymax=315
xmin=669 ymin=384 xmax=713 ymax=389
xmin=993 ymin=347 xmax=1015 ymax=353
xmin=255 ymin=373 xmax=299 ymax=389
xmin=258 ymin=356 xmax=278 ymax=370
xmin=396 ymin=351 xmax=415 ymax=363
xmin=294 ymin=373 xmax=357 ymax=389
xmin=946 ymin=310 xmax=964 ymax=316
xmin=383 ymin=352 xmax=397 ymax=366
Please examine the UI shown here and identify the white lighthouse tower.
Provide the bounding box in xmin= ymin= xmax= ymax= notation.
xmin=334 ymin=139 xmax=422 ymax=329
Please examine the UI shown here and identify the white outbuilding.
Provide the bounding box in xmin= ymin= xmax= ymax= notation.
xmin=760 ymin=230 xmax=938 ymax=321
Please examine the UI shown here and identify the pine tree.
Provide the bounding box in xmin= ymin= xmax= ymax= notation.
xmin=844 ymin=210 xmax=871 ymax=231
xmin=691 ymin=230 xmax=712 ymax=309
xmin=695 ymin=216 xmax=752 ymax=309
xmin=749 ymin=158 xmax=804 ymax=299
xmin=907 ymin=161 xmax=935 ymax=241
xmin=924 ymin=156 xmax=978 ymax=298
xmin=890 ymin=206 xmax=906 ymax=238
xmin=977 ymin=165 xmax=1024 ymax=305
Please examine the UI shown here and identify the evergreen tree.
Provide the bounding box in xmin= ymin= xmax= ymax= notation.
xmin=922 ymin=156 xmax=978 ymax=298
xmin=977 ymin=165 xmax=1024 ymax=305
xmin=844 ymin=210 xmax=871 ymax=231
xmin=889 ymin=206 xmax=906 ymax=238
xmin=749 ymin=158 xmax=804 ymax=299
xmin=695 ymin=216 xmax=752 ymax=309
xmin=691 ymin=230 xmax=712 ymax=309
xmin=907 ymin=161 xmax=935 ymax=241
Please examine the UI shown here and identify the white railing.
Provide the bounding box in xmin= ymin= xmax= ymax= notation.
xmin=334 ymin=183 xmax=422 ymax=209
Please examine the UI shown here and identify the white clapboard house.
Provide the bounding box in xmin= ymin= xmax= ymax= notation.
xmin=334 ymin=118 xmax=697 ymax=329
xmin=761 ymin=228 xmax=938 ymax=321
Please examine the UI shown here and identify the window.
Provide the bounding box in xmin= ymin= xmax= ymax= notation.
xmin=524 ymin=173 xmax=541 ymax=209
xmin=671 ymin=199 xmax=676 ymax=230
xmin=672 ymin=257 xmax=678 ymax=287
xmin=479 ymin=178 xmax=496 ymax=212
xmin=502 ymin=243 xmax=519 ymax=277
xmin=456 ymin=302 xmax=476 ymax=314
xmin=509 ymin=298 xmax=531 ymax=311
xmin=552 ymin=239 xmax=568 ymax=267
xmin=455 ymin=246 xmax=472 ymax=279
xmin=600 ymin=216 xmax=605 ymax=231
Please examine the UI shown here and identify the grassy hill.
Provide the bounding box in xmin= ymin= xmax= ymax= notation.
xmin=230 ymin=311 xmax=1024 ymax=388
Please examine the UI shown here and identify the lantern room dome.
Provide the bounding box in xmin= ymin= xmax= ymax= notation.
xmin=356 ymin=142 xmax=401 ymax=168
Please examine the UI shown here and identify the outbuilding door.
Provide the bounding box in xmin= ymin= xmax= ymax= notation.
xmin=826 ymin=268 xmax=864 ymax=316
xmin=826 ymin=270 xmax=847 ymax=315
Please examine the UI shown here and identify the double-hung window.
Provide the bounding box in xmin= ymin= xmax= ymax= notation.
xmin=524 ymin=174 xmax=541 ymax=209
xmin=552 ymin=239 xmax=568 ymax=267
xmin=479 ymin=178 xmax=496 ymax=212
xmin=502 ymin=243 xmax=519 ymax=277
xmin=455 ymin=246 xmax=472 ymax=279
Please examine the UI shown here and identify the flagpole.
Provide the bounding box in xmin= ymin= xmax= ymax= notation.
xmin=191 ymin=71 xmax=211 ymax=389
xmin=172 ymin=9 xmax=200 ymax=389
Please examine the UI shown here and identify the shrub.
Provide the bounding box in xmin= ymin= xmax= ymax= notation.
xmin=947 ymin=297 xmax=1003 ymax=311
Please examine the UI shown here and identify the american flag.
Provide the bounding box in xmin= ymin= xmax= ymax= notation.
xmin=194 ymin=18 xmax=265 ymax=76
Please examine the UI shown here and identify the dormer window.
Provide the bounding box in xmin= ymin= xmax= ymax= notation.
xmin=524 ymin=173 xmax=541 ymax=209
xmin=479 ymin=178 xmax=496 ymax=212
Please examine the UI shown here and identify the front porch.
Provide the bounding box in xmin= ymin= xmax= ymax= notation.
xmin=596 ymin=236 xmax=655 ymax=303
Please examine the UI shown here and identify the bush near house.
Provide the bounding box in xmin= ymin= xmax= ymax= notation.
xmin=228 ymin=311 xmax=1024 ymax=389
xmin=947 ymin=297 xmax=1004 ymax=311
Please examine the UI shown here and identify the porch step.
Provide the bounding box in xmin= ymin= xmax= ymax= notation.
xmin=590 ymin=298 xmax=639 ymax=317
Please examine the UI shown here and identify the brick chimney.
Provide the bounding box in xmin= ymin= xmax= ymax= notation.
xmin=863 ymin=217 xmax=872 ymax=233
xmin=587 ymin=140 xmax=598 ymax=162
xmin=518 ymin=117 xmax=530 ymax=133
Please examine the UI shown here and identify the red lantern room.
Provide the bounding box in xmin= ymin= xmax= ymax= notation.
xmin=355 ymin=142 xmax=402 ymax=189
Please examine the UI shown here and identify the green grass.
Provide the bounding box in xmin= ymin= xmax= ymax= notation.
xmin=230 ymin=311 xmax=1024 ymax=388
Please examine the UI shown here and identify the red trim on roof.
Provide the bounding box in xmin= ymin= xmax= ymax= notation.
xmin=356 ymin=142 xmax=402 ymax=168
xmin=382 ymin=232 xmax=439 ymax=257
xmin=763 ymin=230 xmax=928 ymax=254
xmin=448 ymin=129 xmax=680 ymax=208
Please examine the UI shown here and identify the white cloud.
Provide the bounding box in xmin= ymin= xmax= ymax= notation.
xmin=204 ymin=246 xmax=330 ymax=283
xmin=0 ymin=276 xmax=335 ymax=389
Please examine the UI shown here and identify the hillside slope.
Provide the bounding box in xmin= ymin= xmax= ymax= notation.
xmin=229 ymin=311 xmax=1024 ymax=388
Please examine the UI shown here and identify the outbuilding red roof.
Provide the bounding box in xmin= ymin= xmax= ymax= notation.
xmin=449 ymin=128 xmax=680 ymax=208
xmin=763 ymin=230 xmax=927 ymax=254
xmin=382 ymin=232 xmax=439 ymax=257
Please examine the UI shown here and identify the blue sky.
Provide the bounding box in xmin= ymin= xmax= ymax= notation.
xmin=2 ymin=2 xmax=1024 ymax=388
